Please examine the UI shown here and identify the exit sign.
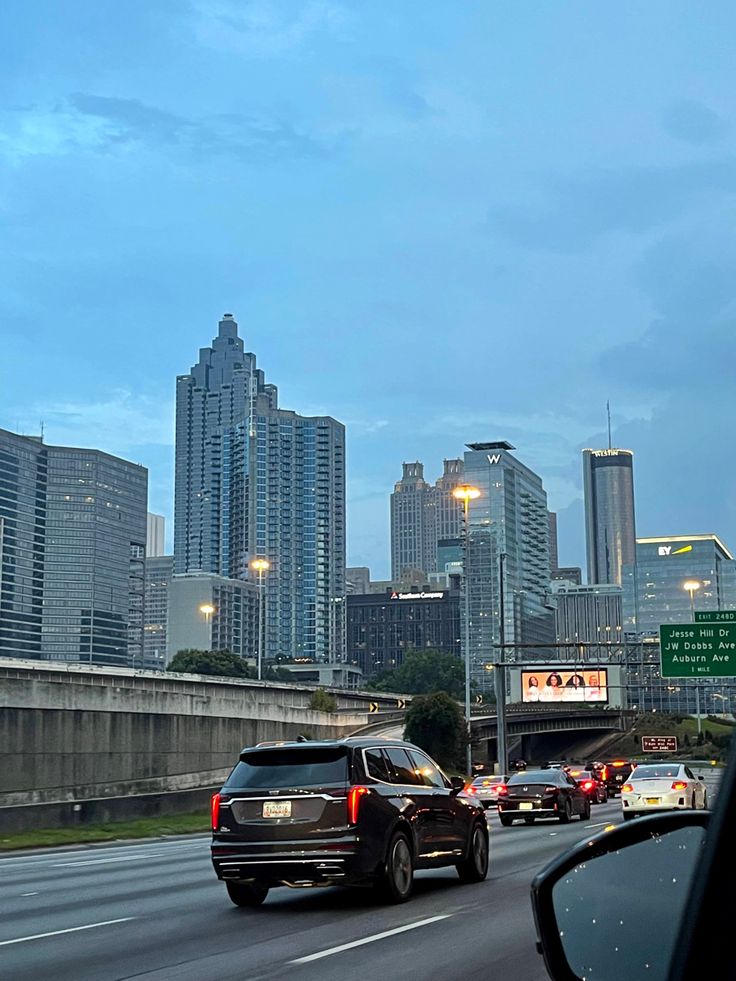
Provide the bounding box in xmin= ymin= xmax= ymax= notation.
xmin=642 ymin=736 xmax=678 ymax=753
xmin=695 ymin=611 xmax=736 ymax=623
xmin=660 ymin=623 xmax=736 ymax=678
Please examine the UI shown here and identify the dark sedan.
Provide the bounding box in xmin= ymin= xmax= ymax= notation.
xmin=497 ymin=769 xmax=591 ymax=826
xmin=211 ymin=737 xmax=489 ymax=906
xmin=568 ymin=767 xmax=608 ymax=804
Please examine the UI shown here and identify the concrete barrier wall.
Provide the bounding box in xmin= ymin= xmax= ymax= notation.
xmin=0 ymin=660 xmax=369 ymax=805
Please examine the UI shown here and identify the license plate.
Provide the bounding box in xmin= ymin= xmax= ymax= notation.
xmin=646 ymin=798 xmax=660 ymax=805
xmin=262 ymin=801 xmax=292 ymax=818
xmin=519 ymin=801 xmax=534 ymax=811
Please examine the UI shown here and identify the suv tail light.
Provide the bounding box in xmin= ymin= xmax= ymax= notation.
xmin=211 ymin=792 xmax=221 ymax=831
xmin=347 ymin=786 xmax=369 ymax=824
xmin=672 ymin=781 xmax=688 ymax=791
xmin=622 ymin=783 xmax=634 ymax=793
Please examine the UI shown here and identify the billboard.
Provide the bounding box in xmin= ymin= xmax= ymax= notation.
xmin=521 ymin=668 xmax=608 ymax=704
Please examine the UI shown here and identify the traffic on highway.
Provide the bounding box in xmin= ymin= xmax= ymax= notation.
xmin=0 ymin=745 xmax=725 ymax=981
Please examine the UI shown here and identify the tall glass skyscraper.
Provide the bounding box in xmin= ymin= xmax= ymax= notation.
xmin=463 ymin=441 xmax=554 ymax=687
xmin=0 ymin=428 xmax=147 ymax=665
xmin=582 ymin=448 xmax=636 ymax=586
xmin=174 ymin=314 xmax=346 ymax=663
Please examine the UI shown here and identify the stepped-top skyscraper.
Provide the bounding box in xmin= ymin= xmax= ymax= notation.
xmin=390 ymin=458 xmax=464 ymax=580
xmin=174 ymin=314 xmax=346 ymax=663
xmin=582 ymin=448 xmax=636 ymax=586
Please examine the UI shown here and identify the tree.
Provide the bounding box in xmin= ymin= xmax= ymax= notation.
xmin=167 ymin=649 xmax=253 ymax=677
xmin=370 ymin=650 xmax=465 ymax=699
xmin=404 ymin=691 xmax=465 ymax=769
xmin=309 ymin=689 xmax=337 ymax=713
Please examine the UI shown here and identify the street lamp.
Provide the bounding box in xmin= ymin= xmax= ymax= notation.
xmin=453 ymin=484 xmax=481 ymax=776
xmin=683 ymin=580 xmax=701 ymax=619
xmin=250 ymin=558 xmax=271 ymax=681
xmin=199 ymin=603 xmax=216 ymax=651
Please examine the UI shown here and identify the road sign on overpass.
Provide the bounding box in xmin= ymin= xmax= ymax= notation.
xmin=695 ymin=611 xmax=736 ymax=623
xmin=660 ymin=623 xmax=736 ymax=678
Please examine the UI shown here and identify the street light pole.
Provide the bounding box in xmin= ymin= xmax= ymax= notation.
xmin=495 ymin=552 xmax=508 ymax=776
xmin=683 ymin=580 xmax=702 ymax=734
xmin=452 ymin=484 xmax=480 ymax=776
xmin=250 ymin=559 xmax=270 ymax=681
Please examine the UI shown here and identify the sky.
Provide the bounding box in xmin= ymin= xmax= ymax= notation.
xmin=2 ymin=1 xmax=736 ymax=579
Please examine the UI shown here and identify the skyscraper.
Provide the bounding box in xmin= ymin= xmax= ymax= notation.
xmin=463 ymin=441 xmax=554 ymax=685
xmin=582 ymin=448 xmax=636 ymax=586
xmin=390 ymin=462 xmax=436 ymax=580
xmin=0 ymin=428 xmax=147 ymax=665
xmin=390 ymin=458 xmax=463 ymax=580
xmin=146 ymin=513 xmax=166 ymax=558
xmin=174 ymin=314 xmax=346 ymax=663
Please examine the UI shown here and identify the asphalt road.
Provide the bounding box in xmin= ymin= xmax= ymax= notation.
xmin=0 ymin=802 xmax=632 ymax=981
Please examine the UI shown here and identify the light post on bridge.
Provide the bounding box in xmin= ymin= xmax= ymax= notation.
xmin=453 ymin=483 xmax=481 ymax=776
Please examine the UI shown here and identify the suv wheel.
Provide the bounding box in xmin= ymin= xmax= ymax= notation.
xmin=499 ymin=814 xmax=513 ymax=827
xmin=457 ymin=823 xmax=489 ymax=883
xmin=580 ymin=799 xmax=591 ymax=821
xmin=377 ymin=832 xmax=413 ymax=904
xmin=225 ymin=880 xmax=269 ymax=907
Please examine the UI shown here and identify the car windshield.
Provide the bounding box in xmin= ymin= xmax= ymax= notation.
xmin=224 ymin=748 xmax=348 ymax=789
xmin=4 ymin=5 xmax=735 ymax=981
xmin=631 ymin=766 xmax=681 ymax=780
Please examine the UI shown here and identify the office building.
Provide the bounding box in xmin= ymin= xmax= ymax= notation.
xmin=390 ymin=458 xmax=464 ymax=580
xmin=0 ymin=428 xmax=147 ymax=666
xmin=463 ymin=441 xmax=555 ymax=686
xmin=554 ymin=583 xmax=623 ymax=649
xmin=166 ymin=572 xmax=259 ymax=663
xmin=146 ymin=513 xmax=166 ymax=558
xmin=143 ymin=555 xmax=173 ymax=670
xmin=347 ymin=583 xmax=461 ymax=677
xmin=390 ymin=462 xmax=437 ymax=580
xmin=548 ymin=511 xmax=559 ymax=573
xmin=346 ymin=567 xmax=371 ymax=595
xmin=623 ymin=535 xmax=736 ymax=713
xmin=583 ymin=448 xmax=636 ymax=585
xmin=174 ymin=314 xmax=346 ymax=663
xmin=552 ymin=567 xmax=583 ymax=586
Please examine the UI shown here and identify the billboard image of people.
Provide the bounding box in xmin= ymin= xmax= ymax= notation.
xmin=522 ymin=669 xmax=608 ymax=704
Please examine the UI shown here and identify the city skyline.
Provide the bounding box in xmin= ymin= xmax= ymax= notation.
xmin=3 ymin=4 xmax=736 ymax=581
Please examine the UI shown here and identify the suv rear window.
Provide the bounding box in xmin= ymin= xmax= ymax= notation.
xmin=224 ymin=747 xmax=348 ymax=789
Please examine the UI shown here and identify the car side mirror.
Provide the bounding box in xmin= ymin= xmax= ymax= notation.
xmin=531 ymin=811 xmax=709 ymax=981
xmin=698 ymin=775 xmax=705 ymax=781
xmin=450 ymin=776 xmax=465 ymax=794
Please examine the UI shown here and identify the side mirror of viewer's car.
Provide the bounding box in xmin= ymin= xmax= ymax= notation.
xmin=530 ymin=812 xmax=709 ymax=981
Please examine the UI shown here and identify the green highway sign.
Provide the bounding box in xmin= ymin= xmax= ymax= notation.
xmin=695 ymin=611 xmax=736 ymax=623
xmin=660 ymin=623 xmax=736 ymax=678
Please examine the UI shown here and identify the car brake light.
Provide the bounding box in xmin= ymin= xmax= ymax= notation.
xmin=612 ymin=761 xmax=626 ymax=768
xmin=622 ymin=784 xmax=634 ymax=793
xmin=496 ymin=784 xmax=508 ymax=795
xmin=211 ymin=792 xmax=221 ymax=831
xmin=347 ymin=786 xmax=369 ymax=824
xmin=582 ymin=781 xmax=594 ymax=791
xmin=672 ymin=781 xmax=688 ymax=791
xmin=601 ymin=767 xmax=608 ymax=781
xmin=545 ymin=786 xmax=558 ymax=794
xmin=467 ymin=786 xmax=477 ymax=794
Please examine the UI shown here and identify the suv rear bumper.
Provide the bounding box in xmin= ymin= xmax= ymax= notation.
xmin=211 ymin=834 xmax=374 ymax=887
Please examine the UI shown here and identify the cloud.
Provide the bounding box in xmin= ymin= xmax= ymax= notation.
xmin=0 ymin=94 xmax=331 ymax=162
xmin=9 ymin=391 xmax=175 ymax=457
xmin=662 ymin=100 xmax=726 ymax=146
xmin=487 ymin=159 xmax=736 ymax=253
xmin=189 ymin=0 xmax=350 ymax=57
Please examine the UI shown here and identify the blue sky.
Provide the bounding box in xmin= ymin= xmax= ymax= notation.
xmin=2 ymin=1 xmax=736 ymax=578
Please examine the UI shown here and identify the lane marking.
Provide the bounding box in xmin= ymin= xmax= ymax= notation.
xmin=291 ymin=914 xmax=452 ymax=965
xmin=587 ymin=821 xmax=616 ymax=829
xmin=21 ymin=892 xmax=38 ymax=897
xmin=0 ymin=917 xmax=135 ymax=947
xmin=53 ymin=853 xmax=168 ymax=868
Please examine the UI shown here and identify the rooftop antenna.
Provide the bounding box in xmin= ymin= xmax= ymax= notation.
xmin=606 ymin=401 xmax=612 ymax=450
xmin=40 ymin=420 xmax=45 ymax=441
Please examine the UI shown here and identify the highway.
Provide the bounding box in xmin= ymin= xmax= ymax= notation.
xmin=0 ymin=802 xmax=630 ymax=981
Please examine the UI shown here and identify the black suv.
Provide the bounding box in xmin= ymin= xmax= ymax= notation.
xmin=211 ymin=737 xmax=489 ymax=906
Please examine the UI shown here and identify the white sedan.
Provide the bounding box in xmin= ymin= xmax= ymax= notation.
xmin=621 ymin=762 xmax=708 ymax=820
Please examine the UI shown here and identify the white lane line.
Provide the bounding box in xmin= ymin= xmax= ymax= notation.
xmin=53 ymin=853 xmax=169 ymax=868
xmin=291 ymin=914 xmax=452 ymax=965
xmin=0 ymin=917 xmax=135 ymax=948
xmin=587 ymin=821 xmax=616 ymax=829
xmin=21 ymin=892 xmax=39 ymax=897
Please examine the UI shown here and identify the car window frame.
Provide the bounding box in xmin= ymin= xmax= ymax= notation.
xmin=383 ymin=746 xmax=424 ymax=786
xmin=406 ymin=748 xmax=451 ymax=789
xmin=363 ymin=745 xmax=393 ymax=784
